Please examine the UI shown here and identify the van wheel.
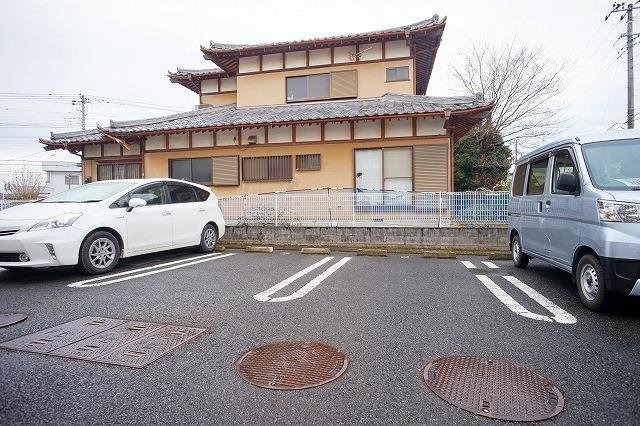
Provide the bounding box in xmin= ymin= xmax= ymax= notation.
xmin=576 ymin=254 xmax=608 ymax=311
xmin=511 ymin=234 xmax=530 ymax=268
xmin=78 ymin=231 xmax=121 ymax=275
xmin=199 ymin=223 xmax=217 ymax=253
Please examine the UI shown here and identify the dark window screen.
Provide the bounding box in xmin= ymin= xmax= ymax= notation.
xmin=167 ymin=184 xmax=197 ymax=203
xmin=512 ymin=164 xmax=527 ymax=196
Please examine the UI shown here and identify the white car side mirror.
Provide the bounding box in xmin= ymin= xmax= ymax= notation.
xmin=127 ymin=197 xmax=147 ymax=212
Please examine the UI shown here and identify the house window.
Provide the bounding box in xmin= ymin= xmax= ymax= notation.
xmin=169 ymin=158 xmax=212 ymax=185
xmin=286 ymin=70 xmax=357 ymax=102
xmin=212 ymin=156 xmax=240 ymax=186
xmin=355 ymin=147 xmax=412 ymax=191
xmin=97 ymin=163 xmax=142 ymax=181
xmin=386 ymin=66 xmax=410 ymax=82
xmin=64 ymin=175 xmax=80 ymax=185
xmin=286 ymin=74 xmax=330 ymax=102
xmin=242 ymin=156 xmax=292 ymax=181
xmin=296 ymin=154 xmax=321 ymax=171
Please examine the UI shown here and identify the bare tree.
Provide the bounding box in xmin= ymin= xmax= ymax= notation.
xmin=450 ymin=42 xmax=567 ymax=148
xmin=5 ymin=168 xmax=45 ymax=200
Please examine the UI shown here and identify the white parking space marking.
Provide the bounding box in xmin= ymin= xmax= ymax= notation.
xmin=254 ymin=256 xmax=351 ymax=302
xmin=481 ymin=261 xmax=500 ymax=269
xmin=253 ymin=257 xmax=334 ymax=302
xmin=475 ymin=275 xmax=553 ymax=322
xmin=68 ymin=253 xmax=225 ymax=287
xmin=68 ymin=253 xmax=235 ymax=288
xmin=502 ymin=276 xmax=577 ymax=324
xmin=269 ymin=257 xmax=352 ymax=303
xmin=461 ymin=261 xmax=476 ymax=269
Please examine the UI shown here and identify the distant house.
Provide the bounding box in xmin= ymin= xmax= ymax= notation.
xmin=39 ymin=15 xmax=492 ymax=195
xmin=41 ymin=161 xmax=82 ymax=195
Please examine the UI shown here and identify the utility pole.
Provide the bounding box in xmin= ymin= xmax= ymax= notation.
xmin=627 ymin=4 xmax=635 ymax=128
xmin=606 ymin=2 xmax=640 ymax=129
xmin=71 ymin=94 xmax=90 ymax=130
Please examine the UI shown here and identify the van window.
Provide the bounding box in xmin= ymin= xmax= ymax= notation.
xmin=552 ymin=150 xmax=578 ymax=194
xmin=526 ymin=158 xmax=549 ymax=195
xmin=512 ymin=164 xmax=527 ymax=196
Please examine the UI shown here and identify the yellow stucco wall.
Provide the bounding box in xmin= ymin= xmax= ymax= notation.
xmin=200 ymin=92 xmax=237 ymax=106
xmin=142 ymin=136 xmax=450 ymax=197
xmin=236 ymin=59 xmax=414 ymax=107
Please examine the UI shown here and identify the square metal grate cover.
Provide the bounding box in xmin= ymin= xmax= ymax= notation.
xmin=0 ymin=316 xmax=206 ymax=368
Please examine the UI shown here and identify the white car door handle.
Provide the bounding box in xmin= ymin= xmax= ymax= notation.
xmin=198 ymin=208 xmax=206 ymax=212
xmin=162 ymin=211 xmax=172 ymax=216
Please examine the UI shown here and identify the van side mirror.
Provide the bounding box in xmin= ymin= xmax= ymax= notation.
xmin=126 ymin=197 xmax=147 ymax=212
xmin=557 ymin=173 xmax=578 ymax=193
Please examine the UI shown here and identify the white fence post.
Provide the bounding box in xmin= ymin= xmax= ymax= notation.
xmin=352 ymin=192 xmax=355 ymax=227
xmin=274 ymin=193 xmax=278 ymax=227
xmin=438 ymin=192 xmax=442 ymax=228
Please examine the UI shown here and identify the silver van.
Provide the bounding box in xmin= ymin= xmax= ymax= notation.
xmin=508 ymin=130 xmax=640 ymax=311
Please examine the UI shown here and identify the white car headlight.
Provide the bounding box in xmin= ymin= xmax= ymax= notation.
xmin=27 ymin=212 xmax=83 ymax=232
xmin=597 ymin=200 xmax=640 ymax=223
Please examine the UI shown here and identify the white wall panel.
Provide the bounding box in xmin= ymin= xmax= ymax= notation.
xmin=262 ymin=53 xmax=283 ymax=71
xmin=296 ymin=123 xmax=321 ymax=141
xmin=324 ymin=122 xmax=350 ymax=140
xmin=103 ymin=143 xmax=121 ymax=157
xmin=145 ymin=135 xmax=165 ymax=150
xmin=216 ymin=129 xmax=238 ymax=146
xmin=83 ymin=144 xmax=101 ymax=158
xmin=285 ymin=51 xmax=306 ymax=68
xmin=416 ymin=117 xmax=446 ymax=136
xmin=359 ymin=43 xmax=382 ymax=61
xmin=385 ymin=118 xmax=413 ymax=137
xmin=192 ymin=131 xmax=214 ymax=147
xmin=309 ymin=48 xmax=331 ymax=66
xmin=220 ymin=77 xmax=237 ymax=91
xmin=268 ymin=125 xmax=292 ymax=143
xmin=239 ymin=56 xmax=260 ymax=73
xmin=201 ymin=79 xmax=219 ymax=93
xmin=333 ymin=45 xmax=355 ymax=63
xmin=354 ymin=120 xmax=381 ymax=139
xmin=384 ymin=40 xmax=410 ymax=58
xmin=168 ymin=133 xmax=189 ymax=149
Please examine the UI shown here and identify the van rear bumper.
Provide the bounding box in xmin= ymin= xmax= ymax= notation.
xmin=600 ymin=257 xmax=640 ymax=295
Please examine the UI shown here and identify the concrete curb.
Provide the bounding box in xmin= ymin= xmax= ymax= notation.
xmin=301 ymin=247 xmax=331 ymax=255
xmin=357 ymin=249 xmax=388 ymax=257
xmin=245 ymin=246 xmax=274 ymax=253
xmin=487 ymin=252 xmax=512 ymax=261
xmin=423 ymin=251 xmax=457 ymax=259
xmin=222 ymin=241 xmax=507 ymax=256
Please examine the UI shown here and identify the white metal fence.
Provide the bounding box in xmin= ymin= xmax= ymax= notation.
xmin=0 ymin=199 xmax=37 ymax=211
xmin=220 ymin=189 xmax=509 ymax=228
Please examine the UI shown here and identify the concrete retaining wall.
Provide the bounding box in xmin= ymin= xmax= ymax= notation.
xmin=220 ymin=226 xmax=509 ymax=253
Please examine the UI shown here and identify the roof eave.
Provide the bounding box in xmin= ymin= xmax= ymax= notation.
xmin=200 ymin=21 xmax=446 ymax=58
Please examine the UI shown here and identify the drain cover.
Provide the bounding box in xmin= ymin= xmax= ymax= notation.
xmin=423 ymin=356 xmax=564 ymax=422
xmin=0 ymin=316 xmax=206 ymax=368
xmin=0 ymin=313 xmax=28 ymax=328
xmin=236 ymin=341 xmax=348 ymax=390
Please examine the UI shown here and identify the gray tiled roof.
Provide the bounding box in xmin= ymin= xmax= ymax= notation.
xmin=46 ymin=93 xmax=490 ymax=144
xmin=170 ymin=67 xmax=225 ymax=77
xmin=206 ymin=15 xmax=441 ymax=51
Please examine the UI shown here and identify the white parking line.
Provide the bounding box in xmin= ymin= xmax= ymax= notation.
xmin=481 ymin=261 xmax=500 ymax=269
xmin=475 ymin=275 xmax=553 ymax=322
xmin=254 ymin=256 xmax=351 ymax=302
xmin=269 ymin=257 xmax=352 ymax=303
xmin=68 ymin=253 xmax=235 ymax=288
xmin=461 ymin=261 xmax=476 ymax=269
xmin=502 ymin=276 xmax=577 ymax=324
xmin=253 ymin=257 xmax=334 ymax=302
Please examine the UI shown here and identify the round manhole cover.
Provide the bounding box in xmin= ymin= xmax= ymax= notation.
xmin=0 ymin=313 xmax=28 ymax=328
xmin=423 ymin=356 xmax=564 ymax=422
xmin=235 ymin=341 xmax=348 ymax=390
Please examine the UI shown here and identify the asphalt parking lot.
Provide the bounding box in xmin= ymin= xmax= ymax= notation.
xmin=1 ymin=249 xmax=639 ymax=425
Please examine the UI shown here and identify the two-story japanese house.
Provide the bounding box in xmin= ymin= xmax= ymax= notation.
xmin=40 ymin=15 xmax=493 ymax=196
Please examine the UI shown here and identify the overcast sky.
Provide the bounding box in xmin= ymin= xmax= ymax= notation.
xmin=0 ymin=0 xmax=633 ymax=168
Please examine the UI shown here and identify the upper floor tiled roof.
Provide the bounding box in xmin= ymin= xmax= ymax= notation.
xmin=204 ymin=16 xmax=442 ymax=53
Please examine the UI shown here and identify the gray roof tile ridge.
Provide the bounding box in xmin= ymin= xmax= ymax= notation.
xmin=110 ymin=103 xmax=236 ymax=128
xmin=207 ymin=15 xmax=441 ymax=50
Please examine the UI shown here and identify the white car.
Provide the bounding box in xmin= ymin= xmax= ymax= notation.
xmin=0 ymin=179 xmax=225 ymax=274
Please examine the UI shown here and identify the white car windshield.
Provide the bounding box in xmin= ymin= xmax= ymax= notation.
xmin=40 ymin=181 xmax=138 ymax=203
xmin=582 ymin=139 xmax=640 ymax=190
